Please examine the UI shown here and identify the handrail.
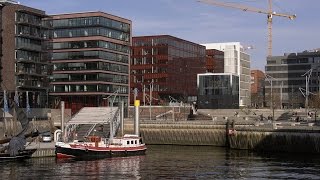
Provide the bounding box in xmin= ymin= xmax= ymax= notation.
xmin=110 ymin=108 xmax=120 ymax=138
xmin=85 ymin=123 xmax=97 ymax=138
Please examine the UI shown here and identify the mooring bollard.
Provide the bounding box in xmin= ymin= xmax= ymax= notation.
xmin=226 ymin=119 xmax=231 ymax=148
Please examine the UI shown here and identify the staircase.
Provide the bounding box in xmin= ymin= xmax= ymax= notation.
xmin=188 ymin=112 xmax=212 ymax=121
xmin=65 ymin=107 xmax=120 ymax=142
xmin=75 ymin=123 xmax=111 ymax=141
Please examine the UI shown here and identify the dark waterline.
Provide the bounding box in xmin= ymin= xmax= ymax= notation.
xmin=1 ymin=145 xmax=320 ymax=180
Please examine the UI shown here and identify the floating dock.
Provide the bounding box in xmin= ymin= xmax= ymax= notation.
xmin=26 ymin=142 xmax=55 ymax=157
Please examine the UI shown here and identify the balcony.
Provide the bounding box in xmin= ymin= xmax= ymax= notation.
xmin=16 ymin=68 xmax=48 ymax=77
xmin=17 ymin=80 xmax=47 ymax=89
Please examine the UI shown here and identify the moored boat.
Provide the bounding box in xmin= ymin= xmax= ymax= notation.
xmin=0 ymin=149 xmax=37 ymax=162
xmin=55 ymin=134 xmax=146 ymax=159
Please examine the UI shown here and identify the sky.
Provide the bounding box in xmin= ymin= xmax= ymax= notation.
xmin=19 ymin=0 xmax=320 ymax=71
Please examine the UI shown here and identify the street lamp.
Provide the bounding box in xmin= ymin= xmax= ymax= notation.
xmin=149 ymin=81 xmax=153 ymax=121
xmin=103 ymin=89 xmax=119 ymax=107
xmin=140 ymin=83 xmax=146 ymax=106
xmin=280 ymin=81 xmax=283 ymax=109
xmin=301 ymin=69 xmax=312 ymax=115
xmin=265 ymin=74 xmax=276 ymax=123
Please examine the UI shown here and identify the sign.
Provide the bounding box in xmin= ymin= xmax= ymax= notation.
xmin=134 ymin=100 xmax=140 ymax=107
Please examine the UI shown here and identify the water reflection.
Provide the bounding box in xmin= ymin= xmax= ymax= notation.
xmin=53 ymin=156 xmax=144 ymax=180
xmin=0 ymin=146 xmax=320 ymax=180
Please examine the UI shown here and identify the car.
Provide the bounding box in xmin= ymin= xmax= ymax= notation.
xmin=41 ymin=133 xmax=52 ymax=142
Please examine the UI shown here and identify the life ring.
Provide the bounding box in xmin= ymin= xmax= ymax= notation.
xmin=228 ymin=129 xmax=236 ymax=136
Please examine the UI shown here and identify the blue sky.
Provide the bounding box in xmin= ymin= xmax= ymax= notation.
xmin=19 ymin=0 xmax=320 ymax=71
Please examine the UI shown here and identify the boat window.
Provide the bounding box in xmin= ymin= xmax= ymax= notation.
xmin=127 ymin=141 xmax=129 ymax=145
xmin=139 ymin=139 xmax=143 ymax=144
xmin=131 ymin=140 xmax=133 ymax=144
xmin=135 ymin=140 xmax=137 ymax=144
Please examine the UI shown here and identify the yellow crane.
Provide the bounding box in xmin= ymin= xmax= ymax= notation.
xmin=198 ymin=0 xmax=296 ymax=57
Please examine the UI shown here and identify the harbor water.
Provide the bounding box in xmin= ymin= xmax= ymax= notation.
xmin=1 ymin=145 xmax=320 ymax=179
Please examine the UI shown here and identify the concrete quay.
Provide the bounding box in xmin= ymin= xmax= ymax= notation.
xmin=124 ymin=118 xmax=320 ymax=154
xmin=18 ymin=117 xmax=320 ymax=157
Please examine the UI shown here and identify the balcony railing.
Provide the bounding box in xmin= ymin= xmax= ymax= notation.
xmin=17 ymin=80 xmax=47 ymax=88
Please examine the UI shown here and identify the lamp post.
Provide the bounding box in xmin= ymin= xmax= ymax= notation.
xmin=103 ymin=89 xmax=119 ymax=107
xmin=140 ymin=83 xmax=146 ymax=106
xmin=265 ymin=74 xmax=276 ymax=123
xmin=149 ymin=81 xmax=153 ymax=121
xmin=280 ymin=81 xmax=283 ymax=109
xmin=302 ymin=69 xmax=312 ymax=115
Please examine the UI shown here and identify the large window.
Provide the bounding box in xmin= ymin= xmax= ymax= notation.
xmin=16 ymin=25 xmax=42 ymax=38
xmin=53 ymin=27 xmax=129 ymax=42
xmin=52 ymin=40 xmax=129 ymax=53
xmin=16 ymin=50 xmax=41 ymax=62
xmin=52 ymin=51 xmax=128 ymax=63
xmin=198 ymin=74 xmax=239 ymax=109
xmin=52 ymin=73 xmax=128 ymax=84
xmin=52 ymin=16 xmax=130 ymax=32
xmin=16 ymin=12 xmax=42 ymax=26
xmin=53 ymin=62 xmax=128 ymax=73
xmin=53 ymin=84 xmax=128 ymax=93
xmin=16 ymin=37 xmax=42 ymax=51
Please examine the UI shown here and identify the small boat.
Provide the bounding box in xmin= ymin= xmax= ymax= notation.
xmin=0 ymin=149 xmax=37 ymax=162
xmin=55 ymin=134 xmax=147 ymax=159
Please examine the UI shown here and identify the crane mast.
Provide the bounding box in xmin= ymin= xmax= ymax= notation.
xmin=268 ymin=0 xmax=272 ymax=57
xmin=198 ymin=0 xmax=296 ymax=57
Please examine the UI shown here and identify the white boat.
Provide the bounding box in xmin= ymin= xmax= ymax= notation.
xmin=55 ymin=134 xmax=146 ymax=159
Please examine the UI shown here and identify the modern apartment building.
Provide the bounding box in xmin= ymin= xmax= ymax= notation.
xmin=131 ymin=35 xmax=206 ymax=105
xmin=265 ymin=50 xmax=320 ymax=108
xmin=202 ymin=42 xmax=251 ymax=107
xmin=0 ymin=0 xmax=51 ymax=108
xmin=50 ymin=12 xmax=131 ymax=113
xmin=205 ymin=49 xmax=224 ymax=73
xmin=251 ymin=70 xmax=265 ymax=108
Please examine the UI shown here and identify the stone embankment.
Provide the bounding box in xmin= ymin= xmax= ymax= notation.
xmin=124 ymin=120 xmax=320 ymax=153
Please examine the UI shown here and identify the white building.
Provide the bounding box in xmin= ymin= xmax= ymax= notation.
xmin=201 ymin=42 xmax=251 ymax=107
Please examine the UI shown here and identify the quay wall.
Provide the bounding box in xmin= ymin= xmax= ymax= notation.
xmin=125 ymin=122 xmax=320 ymax=153
xmin=230 ymin=131 xmax=320 ymax=153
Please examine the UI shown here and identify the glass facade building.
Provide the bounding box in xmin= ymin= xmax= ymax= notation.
xmin=202 ymin=42 xmax=251 ymax=108
xmin=265 ymin=50 xmax=320 ymax=108
xmin=205 ymin=49 xmax=224 ymax=73
xmin=131 ymin=35 xmax=206 ymax=105
xmin=197 ymin=73 xmax=239 ymax=109
xmin=0 ymin=1 xmax=51 ymax=108
xmin=50 ymin=12 xmax=131 ymax=113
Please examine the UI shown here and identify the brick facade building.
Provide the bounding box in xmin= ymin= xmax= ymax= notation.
xmin=131 ymin=35 xmax=206 ymax=105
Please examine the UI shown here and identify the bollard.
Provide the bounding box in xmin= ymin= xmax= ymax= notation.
xmin=134 ymin=100 xmax=140 ymax=136
xmin=231 ymin=119 xmax=235 ymax=129
xmin=225 ymin=119 xmax=231 ymax=148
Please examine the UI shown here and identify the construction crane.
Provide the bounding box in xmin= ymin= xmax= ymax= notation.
xmin=198 ymin=0 xmax=296 ymax=57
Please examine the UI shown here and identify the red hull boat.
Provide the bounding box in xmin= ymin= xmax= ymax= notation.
xmin=56 ymin=134 xmax=146 ymax=159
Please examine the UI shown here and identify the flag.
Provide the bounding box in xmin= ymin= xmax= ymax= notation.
xmin=14 ymin=90 xmax=19 ymax=107
xmin=26 ymin=91 xmax=31 ymax=114
xmin=3 ymin=90 xmax=9 ymax=113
